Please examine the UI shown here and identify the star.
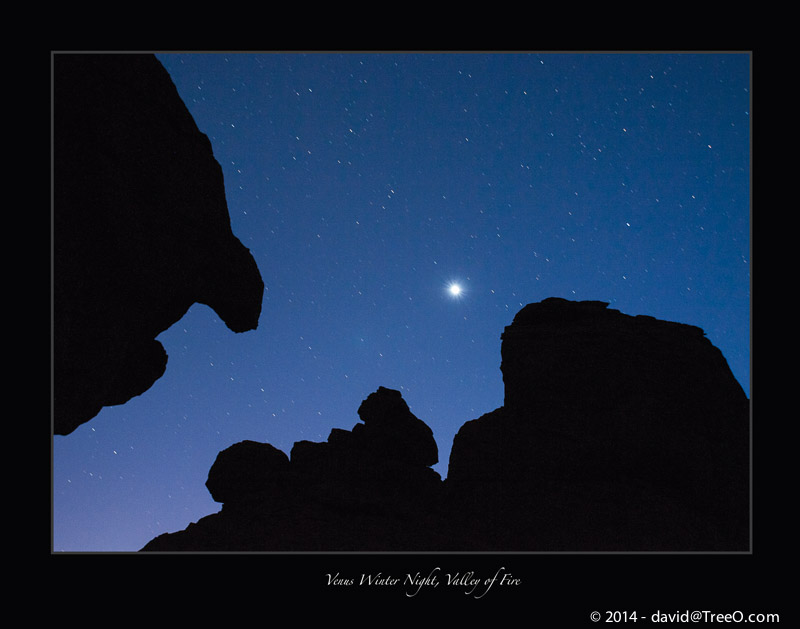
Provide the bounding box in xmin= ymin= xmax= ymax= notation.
xmin=448 ymin=283 xmax=462 ymax=297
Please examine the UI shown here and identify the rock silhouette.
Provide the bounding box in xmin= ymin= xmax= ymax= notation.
xmin=52 ymin=54 xmax=750 ymax=552
xmin=53 ymin=53 xmax=264 ymax=435
xmin=446 ymin=298 xmax=749 ymax=551
xmin=142 ymin=299 xmax=749 ymax=552
xmin=144 ymin=386 xmax=449 ymax=551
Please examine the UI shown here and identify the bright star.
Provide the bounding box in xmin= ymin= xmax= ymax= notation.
xmin=448 ymin=283 xmax=462 ymax=297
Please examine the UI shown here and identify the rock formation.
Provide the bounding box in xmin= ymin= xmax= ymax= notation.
xmin=142 ymin=299 xmax=749 ymax=552
xmin=143 ymin=387 xmax=449 ymax=551
xmin=445 ymin=298 xmax=750 ymax=551
xmin=53 ymin=53 xmax=264 ymax=435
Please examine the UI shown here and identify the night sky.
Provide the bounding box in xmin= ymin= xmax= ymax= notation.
xmin=52 ymin=52 xmax=751 ymax=552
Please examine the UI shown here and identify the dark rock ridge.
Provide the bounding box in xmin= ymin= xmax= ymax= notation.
xmin=446 ymin=298 xmax=749 ymax=551
xmin=53 ymin=53 xmax=264 ymax=435
xmin=142 ymin=299 xmax=749 ymax=552
xmin=145 ymin=387 xmax=448 ymax=551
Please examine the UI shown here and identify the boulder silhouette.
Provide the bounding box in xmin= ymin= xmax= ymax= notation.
xmin=143 ymin=386 xmax=446 ymax=551
xmin=142 ymin=299 xmax=749 ymax=552
xmin=53 ymin=53 xmax=264 ymax=435
xmin=205 ymin=440 xmax=292 ymax=505
xmin=446 ymin=298 xmax=749 ymax=550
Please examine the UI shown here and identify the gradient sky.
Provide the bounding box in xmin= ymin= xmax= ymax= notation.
xmin=52 ymin=52 xmax=751 ymax=552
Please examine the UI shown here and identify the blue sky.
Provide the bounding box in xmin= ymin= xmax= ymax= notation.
xmin=52 ymin=52 xmax=750 ymax=552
